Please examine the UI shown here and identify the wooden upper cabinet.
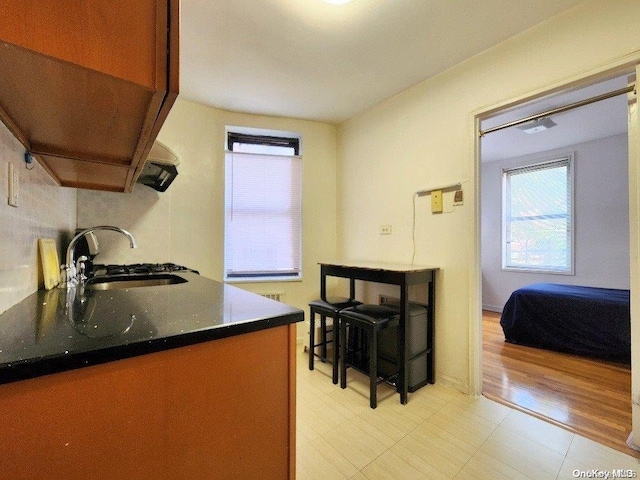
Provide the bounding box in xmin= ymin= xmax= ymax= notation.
xmin=0 ymin=0 xmax=179 ymax=192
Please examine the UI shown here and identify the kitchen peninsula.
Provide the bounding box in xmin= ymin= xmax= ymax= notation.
xmin=0 ymin=272 xmax=302 ymax=479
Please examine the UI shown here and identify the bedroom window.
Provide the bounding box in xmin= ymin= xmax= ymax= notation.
xmin=502 ymin=156 xmax=574 ymax=274
xmin=224 ymin=129 xmax=302 ymax=282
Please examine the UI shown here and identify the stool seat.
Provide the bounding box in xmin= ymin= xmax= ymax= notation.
xmin=339 ymin=304 xmax=399 ymax=327
xmin=308 ymin=297 xmax=362 ymax=384
xmin=339 ymin=304 xmax=401 ymax=408
xmin=309 ymin=297 xmax=362 ymax=314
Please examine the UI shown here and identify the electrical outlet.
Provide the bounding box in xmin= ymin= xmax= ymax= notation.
xmin=8 ymin=163 xmax=18 ymax=207
xmin=380 ymin=225 xmax=392 ymax=235
xmin=431 ymin=190 xmax=443 ymax=213
xmin=453 ymin=189 xmax=463 ymax=206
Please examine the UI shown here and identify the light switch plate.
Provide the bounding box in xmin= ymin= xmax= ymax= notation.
xmin=431 ymin=190 xmax=443 ymax=213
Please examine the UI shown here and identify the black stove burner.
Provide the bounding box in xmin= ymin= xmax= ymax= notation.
xmin=92 ymin=263 xmax=198 ymax=277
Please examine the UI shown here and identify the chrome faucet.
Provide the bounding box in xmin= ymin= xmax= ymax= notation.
xmin=61 ymin=226 xmax=137 ymax=288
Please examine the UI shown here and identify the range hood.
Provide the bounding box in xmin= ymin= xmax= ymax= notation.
xmin=137 ymin=141 xmax=180 ymax=192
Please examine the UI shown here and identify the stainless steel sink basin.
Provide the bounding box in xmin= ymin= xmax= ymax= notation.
xmin=85 ymin=274 xmax=188 ymax=290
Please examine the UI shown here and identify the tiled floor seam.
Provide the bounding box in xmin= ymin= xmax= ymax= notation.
xmin=316 ymin=419 xmax=364 ymax=474
xmin=342 ymin=396 xmax=448 ymax=478
xmin=353 ymin=411 xmax=422 ymax=474
xmin=449 ymin=455 xmax=473 ymax=480
xmin=450 ymin=410 xmax=515 ymax=479
xmin=385 ymin=398 xmax=466 ymax=479
xmin=498 ymin=419 xmax=575 ymax=457
xmin=554 ymin=435 xmax=578 ymax=480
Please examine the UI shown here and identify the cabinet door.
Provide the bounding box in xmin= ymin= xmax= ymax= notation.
xmin=163 ymin=326 xmax=295 ymax=479
xmin=0 ymin=0 xmax=166 ymax=89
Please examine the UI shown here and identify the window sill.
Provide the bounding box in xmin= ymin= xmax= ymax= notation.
xmin=502 ymin=267 xmax=574 ymax=275
xmin=225 ymin=276 xmax=303 ymax=284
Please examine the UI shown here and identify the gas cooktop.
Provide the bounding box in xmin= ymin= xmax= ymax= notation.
xmin=91 ymin=263 xmax=199 ymax=277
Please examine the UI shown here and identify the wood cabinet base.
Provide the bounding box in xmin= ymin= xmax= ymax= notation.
xmin=0 ymin=324 xmax=297 ymax=480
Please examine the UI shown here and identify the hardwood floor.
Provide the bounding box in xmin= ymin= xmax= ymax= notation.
xmin=482 ymin=310 xmax=638 ymax=457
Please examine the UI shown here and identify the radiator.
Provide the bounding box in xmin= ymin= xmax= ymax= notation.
xmin=259 ymin=292 xmax=285 ymax=302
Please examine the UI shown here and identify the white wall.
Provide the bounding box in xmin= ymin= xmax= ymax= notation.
xmin=337 ymin=0 xmax=640 ymax=393
xmin=0 ymin=122 xmax=77 ymax=314
xmin=78 ymin=99 xmax=339 ymax=338
xmin=482 ymin=134 xmax=630 ymax=312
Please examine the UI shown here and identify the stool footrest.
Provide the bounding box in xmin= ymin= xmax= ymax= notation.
xmin=313 ymin=339 xmax=335 ymax=349
xmin=346 ymin=360 xmax=399 ymax=387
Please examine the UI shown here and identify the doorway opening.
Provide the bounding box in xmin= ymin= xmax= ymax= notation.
xmin=478 ymin=73 xmax=636 ymax=456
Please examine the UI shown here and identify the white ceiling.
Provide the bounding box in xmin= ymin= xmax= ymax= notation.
xmin=480 ymin=75 xmax=631 ymax=162
xmin=180 ymin=0 xmax=587 ymax=124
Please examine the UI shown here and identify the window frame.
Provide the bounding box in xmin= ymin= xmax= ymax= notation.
xmin=227 ymin=132 xmax=300 ymax=155
xmin=501 ymin=153 xmax=575 ymax=275
xmin=224 ymin=127 xmax=303 ymax=283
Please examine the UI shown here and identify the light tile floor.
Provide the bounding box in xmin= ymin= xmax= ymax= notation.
xmin=296 ymin=348 xmax=640 ymax=479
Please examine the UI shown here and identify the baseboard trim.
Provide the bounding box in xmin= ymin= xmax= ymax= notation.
xmin=437 ymin=373 xmax=469 ymax=395
xmin=482 ymin=304 xmax=502 ymax=313
xmin=627 ymin=432 xmax=640 ymax=451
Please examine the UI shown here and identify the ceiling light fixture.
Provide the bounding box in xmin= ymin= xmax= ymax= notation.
xmin=517 ymin=117 xmax=557 ymax=134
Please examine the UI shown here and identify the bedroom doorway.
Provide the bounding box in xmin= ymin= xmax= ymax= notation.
xmin=477 ymin=72 xmax=636 ymax=455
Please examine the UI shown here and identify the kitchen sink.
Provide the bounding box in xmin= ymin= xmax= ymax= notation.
xmin=85 ymin=274 xmax=188 ymax=291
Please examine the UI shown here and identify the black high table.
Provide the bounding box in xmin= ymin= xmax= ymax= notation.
xmin=319 ymin=261 xmax=438 ymax=404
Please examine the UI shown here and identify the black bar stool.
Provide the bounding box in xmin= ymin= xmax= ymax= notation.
xmin=308 ymin=297 xmax=362 ymax=384
xmin=339 ymin=304 xmax=400 ymax=408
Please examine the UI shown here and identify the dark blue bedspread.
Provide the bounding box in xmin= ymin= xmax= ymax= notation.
xmin=500 ymin=283 xmax=630 ymax=362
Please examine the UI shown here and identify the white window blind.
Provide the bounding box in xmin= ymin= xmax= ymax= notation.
xmin=502 ymin=157 xmax=573 ymax=273
xmin=224 ymin=151 xmax=302 ymax=280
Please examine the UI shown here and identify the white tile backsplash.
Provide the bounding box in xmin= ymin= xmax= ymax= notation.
xmin=0 ymin=123 xmax=77 ymax=314
xmin=77 ymin=186 xmax=172 ymax=265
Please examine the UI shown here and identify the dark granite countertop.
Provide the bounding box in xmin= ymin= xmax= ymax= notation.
xmin=0 ymin=272 xmax=303 ymax=384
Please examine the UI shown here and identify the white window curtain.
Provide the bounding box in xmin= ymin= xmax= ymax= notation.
xmin=502 ymin=157 xmax=573 ymax=273
xmin=224 ymin=151 xmax=302 ymax=280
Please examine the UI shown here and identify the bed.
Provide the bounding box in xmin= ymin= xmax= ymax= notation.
xmin=500 ymin=283 xmax=631 ymax=363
